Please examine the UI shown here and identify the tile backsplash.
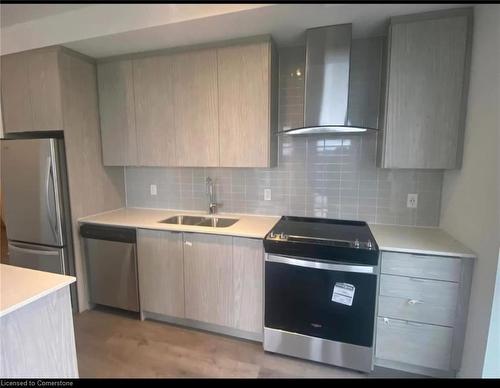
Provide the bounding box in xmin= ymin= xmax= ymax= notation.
xmin=125 ymin=46 xmax=443 ymax=227
xmin=126 ymin=134 xmax=442 ymax=226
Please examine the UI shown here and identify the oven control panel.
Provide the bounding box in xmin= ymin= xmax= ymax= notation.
xmin=267 ymin=232 xmax=375 ymax=250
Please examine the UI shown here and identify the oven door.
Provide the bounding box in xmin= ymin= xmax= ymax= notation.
xmin=265 ymin=254 xmax=378 ymax=347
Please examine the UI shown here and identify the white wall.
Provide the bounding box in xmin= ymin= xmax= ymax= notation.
xmin=439 ymin=4 xmax=500 ymax=378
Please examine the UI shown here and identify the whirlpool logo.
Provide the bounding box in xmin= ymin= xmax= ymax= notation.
xmin=310 ymin=323 xmax=323 ymax=328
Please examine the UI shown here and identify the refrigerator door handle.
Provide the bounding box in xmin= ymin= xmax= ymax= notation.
xmin=45 ymin=156 xmax=58 ymax=241
xmin=8 ymin=243 xmax=60 ymax=256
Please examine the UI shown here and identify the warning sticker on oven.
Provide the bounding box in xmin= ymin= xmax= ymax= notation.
xmin=332 ymin=283 xmax=355 ymax=306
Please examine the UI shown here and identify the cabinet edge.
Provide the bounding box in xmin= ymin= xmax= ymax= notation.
xmin=97 ymin=34 xmax=273 ymax=64
xmin=389 ymin=7 xmax=473 ymax=25
xmin=450 ymin=257 xmax=474 ymax=371
xmin=1 ymin=45 xmax=95 ymax=65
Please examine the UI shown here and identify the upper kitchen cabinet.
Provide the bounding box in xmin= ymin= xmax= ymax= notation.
xmin=97 ymin=60 xmax=138 ymax=166
xmin=97 ymin=55 xmax=177 ymax=166
xmin=1 ymin=48 xmax=63 ymax=134
xmin=95 ymin=37 xmax=277 ymax=168
xmin=133 ymin=55 xmax=176 ymax=166
xmin=379 ymin=8 xmax=472 ymax=169
xmin=218 ymin=40 xmax=277 ymax=167
xmin=172 ymin=48 xmax=219 ymax=167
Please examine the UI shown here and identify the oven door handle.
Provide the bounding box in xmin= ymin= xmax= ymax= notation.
xmin=266 ymin=255 xmax=376 ymax=274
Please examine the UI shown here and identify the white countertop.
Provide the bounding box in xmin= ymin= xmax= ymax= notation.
xmin=0 ymin=264 xmax=76 ymax=318
xmin=79 ymin=207 xmax=281 ymax=239
xmin=369 ymin=224 xmax=476 ymax=258
xmin=78 ymin=207 xmax=475 ymax=258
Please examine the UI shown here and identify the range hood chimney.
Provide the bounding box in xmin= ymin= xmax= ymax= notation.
xmin=280 ymin=24 xmax=385 ymax=135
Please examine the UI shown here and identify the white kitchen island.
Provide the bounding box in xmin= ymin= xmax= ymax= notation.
xmin=0 ymin=264 xmax=78 ymax=378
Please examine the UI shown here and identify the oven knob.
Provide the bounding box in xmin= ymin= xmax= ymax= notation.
xmin=367 ymin=240 xmax=373 ymax=249
xmin=280 ymin=233 xmax=287 ymax=240
xmin=354 ymin=239 xmax=360 ymax=248
xmin=269 ymin=232 xmax=276 ymax=239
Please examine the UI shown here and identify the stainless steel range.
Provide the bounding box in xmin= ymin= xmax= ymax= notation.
xmin=263 ymin=216 xmax=379 ymax=373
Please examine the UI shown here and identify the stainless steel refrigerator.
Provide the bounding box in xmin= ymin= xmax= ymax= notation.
xmin=1 ymin=137 xmax=77 ymax=309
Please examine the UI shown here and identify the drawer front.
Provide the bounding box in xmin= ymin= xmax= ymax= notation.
xmin=379 ymin=274 xmax=458 ymax=326
xmin=375 ymin=317 xmax=453 ymax=371
xmin=378 ymin=295 xmax=456 ymax=327
xmin=381 ymin=252 xmax=462 ymax=281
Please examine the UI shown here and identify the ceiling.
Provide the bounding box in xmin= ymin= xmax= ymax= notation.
xmin=1 ymin=3 xmax=472 ymax=58
xmin=0 ymin=4 xmax=90 ymax=27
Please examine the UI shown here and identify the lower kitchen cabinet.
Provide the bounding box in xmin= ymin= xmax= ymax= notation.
xmin=375 ymin=251 xmax=474 ymax=377
xmin=378 ymin=274 xmax=459 ymax=327
xmin=137 ymin=229 xmax=185 ymax=318
xmin=381 ymin=251 xmax=462 ymax=282
xmin=183 ymin=233 xmax=234 ymax=327
xmin=136 ymin=230 xmax=264 ymax=339
xmin=232 ymin=237 xmax=264 ymax=334
xmin=376 ymin=317 xmax=454 ymax=371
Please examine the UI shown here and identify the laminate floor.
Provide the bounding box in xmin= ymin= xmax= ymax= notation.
xmin=73 ymin=307 xmax=420 ymax=378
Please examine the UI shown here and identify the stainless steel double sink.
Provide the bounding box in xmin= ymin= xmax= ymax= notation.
xmin=159 ymin=215 xmax=239 ymax=228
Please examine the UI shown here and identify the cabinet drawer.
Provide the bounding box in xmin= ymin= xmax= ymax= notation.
xmin=375 ymin=317 xmax=453 ymax=371
xmin=381 ymin=252 xmax=462 ymax=281
xmin=379 ymin=274 xmax=458 ymax=326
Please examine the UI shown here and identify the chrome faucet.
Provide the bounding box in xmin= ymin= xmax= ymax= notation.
xmin=206 ymin=177 xmax=218 ymax=215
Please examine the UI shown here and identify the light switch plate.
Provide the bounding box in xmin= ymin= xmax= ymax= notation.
xmin=150 ymin=184 xmax=157 ymax=196
xmin=407 ymin=193 xmax=418 ymax=208
xmin=264 ymin=188 xmax=272 ymax=201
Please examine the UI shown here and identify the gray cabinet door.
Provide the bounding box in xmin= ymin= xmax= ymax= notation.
xmin=183 ymin=233 xmax=233 ymax=327
xmin=137 ymin=229 xmax=185 ymax=318
xmin=172 ymin=49 xmax=219 ymax=167
xmin=381 ymin=251 xmax=462 ymax=282
xmin=217 ymin=41 xmax=272 ymax=167
xmin=381 ymin=10 xmax=471 ymax=169
xmin=28 ymin=49 xmax=64 ymax=132
xmin=376 ymin=317 xmax=454 ymax=371
xmin=1 ymin=49 xmax=63 ymax=134
xmin=97 ymin=60 xmax=138 ymax=166
xmin=1 ymin=52 xmax=33 ymax=133
xmin=232 ymin=237 xmax=263 ymax=334
xmin=378 ymin=274 xmax=459 ymax=327
xmin=133 ymin=55 xmax=177 ymax=166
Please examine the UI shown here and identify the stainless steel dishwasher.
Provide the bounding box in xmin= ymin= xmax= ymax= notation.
xmin=80 ymin=224 xmax=140 ymax=312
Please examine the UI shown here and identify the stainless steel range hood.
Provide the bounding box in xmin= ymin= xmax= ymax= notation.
xmin=280 ymin=24 xmax=385 ymax=135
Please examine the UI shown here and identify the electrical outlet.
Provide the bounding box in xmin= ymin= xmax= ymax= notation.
xmin=264 ymin=188 xmax=272 ymax=201
xmin=407 ymin=193 xmax=418 ymax=208
xmin=150 ymin=184 xmax=157 ymax=196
